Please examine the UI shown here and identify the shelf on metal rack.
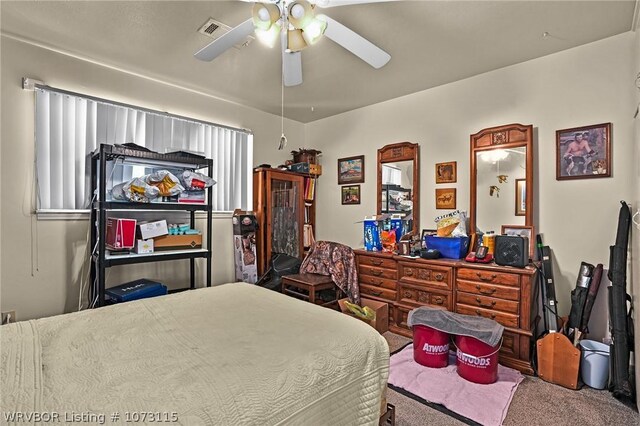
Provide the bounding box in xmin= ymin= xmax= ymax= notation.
xmin=101 ymin=248 xmax=209 ymax=266
xmin=94 ymin=201 xmax=210 ymax=211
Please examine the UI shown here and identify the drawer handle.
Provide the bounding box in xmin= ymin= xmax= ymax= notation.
xmin=371 ymin=259 xmax=383 ymax=266
xmin=434 ymin=273 xmax=444 ymax=281
xmin=370 ymin=279 xmax=383 ymax=287
xmin=405 ymin=268 xmax=413 ymax=276
xmin=403 ymin=291 xmax=413 ymax=299
xmin=475 ymin=285 xmax=497 ymax=295
xmin=433 ymin=296 xmax=444 ymax=305
xmin=476 ymin=272 xmax=497 ymax=282
xmin=476 ymin=297 xmax=496 ymax=308
xmin=474 ymin=309 xmax=497 ymax=320
xmin=371 ymin=269 xmax=383 ymax=277
xmin=369 ymin=290 xmax=383 ymax=297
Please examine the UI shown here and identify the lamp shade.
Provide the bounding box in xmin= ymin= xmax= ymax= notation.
xmin=252 ymin=3 xmax=280 ymax=31
xmin=287 ymin=28 xmax=308 ymax=52
xmin=301 ymin=17 xmax=327 ymax=45
xmin=287 ymin=0 xmax=313 ymax=30
xmin=255 ymin=22 xmax=281 ymax=48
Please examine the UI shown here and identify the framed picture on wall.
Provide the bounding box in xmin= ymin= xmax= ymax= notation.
xmin=501 ymin=225 xmax=535 ymax=259
xmin=435 ymin=161 xmax=457 ymax=184
xmin=341 ymin=185 xmax=361 ymax=205
xmin=338 ymin=155 xmax=365 ymax=184
xmin=556 ymin=123 xmax=611 ymax=180
xmin=515 ymin=179 xmax=526 ymax=216
xmin=435 ymin=188 xmax=456 ymax=209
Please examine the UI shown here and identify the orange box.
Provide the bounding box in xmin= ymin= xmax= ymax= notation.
xmin=338 ymin=298 xmax=389 ymax=334
xmin=153 ymin=234 xmax=202 ymax=251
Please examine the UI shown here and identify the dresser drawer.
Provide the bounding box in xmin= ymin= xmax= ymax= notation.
xmin=395 ymin=305 xmax=411 ymax=330
xmin=397 ymin=283 xmax=452 ymax=310
xmin=359 ymin=265 xmax=397 ymax=280
xmin=457 ymin=268 xmax=519 ymax=286
xmin=499 ymin=330 xmax=520 ymax=358
xmin=456 ymin=304 xmax=519 ymax=328
xmin=456 ymin=280 xmax=520 ymax=301
xmin=456 ymin=292 xmax=519 ymax=315
xmin=359 ymin=275 xmax=397 ymax=290
xmin=359 ymin=284 xmax=396 ymax=301
xmin=399 ymin=262 xmax=452 ymax=291
xmin=358 ymin=255 xmax=397 ymax=270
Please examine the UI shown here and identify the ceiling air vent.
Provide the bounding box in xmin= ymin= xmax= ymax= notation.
xmin=197 ymin=18 xmax=253 ymax=49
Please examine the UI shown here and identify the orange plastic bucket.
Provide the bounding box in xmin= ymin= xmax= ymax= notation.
xmin=412 ymin=324 xmax=450 ymax=368
xmin=454 ymin=335 xmax=501 ymax=384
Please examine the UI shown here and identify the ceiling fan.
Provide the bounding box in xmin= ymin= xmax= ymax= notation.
xmin=194 ymin=0 xmax=393 ymax=87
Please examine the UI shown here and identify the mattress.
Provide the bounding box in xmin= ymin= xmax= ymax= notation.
xmin=1 ymin=283 xmax=389 ymax=425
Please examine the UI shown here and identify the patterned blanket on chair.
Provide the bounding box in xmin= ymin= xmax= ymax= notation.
xmin=300 ymin=241 xmax=360 ymax=304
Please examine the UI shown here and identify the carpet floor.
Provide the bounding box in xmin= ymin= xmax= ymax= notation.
xmin=383 ymin=332 xmax=639 ymax=425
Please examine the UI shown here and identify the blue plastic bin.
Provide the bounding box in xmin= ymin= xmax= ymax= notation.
xmin=425 ymin=236 xmax=469 ymax=259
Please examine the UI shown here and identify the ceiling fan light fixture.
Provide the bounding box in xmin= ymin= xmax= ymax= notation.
xmin=286 ymin=28 xmax=308 ymax=52
xmin=255 ymin=22 xmax=281 ymax=48
xmin=301 ymin=17 xmax=327 ymax=45
xmin=252 ymin=3 xmax=280 ymax=31
xmin=287 ymin=0 xmax=313 ymax=30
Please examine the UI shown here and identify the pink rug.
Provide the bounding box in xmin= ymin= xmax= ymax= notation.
xmin=389 ymin=344 xmax=524 ymax=426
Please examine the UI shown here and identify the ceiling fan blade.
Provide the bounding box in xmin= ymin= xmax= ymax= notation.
xmin=281 ymin=32 xmax=303 ymax=87
xmin=321 ymin=15 xmax=390 ymax=68
xmin=314 ymin=0 xmax=398 ymax=8
xmin=194 ymin=18 xmax=254 ymax=61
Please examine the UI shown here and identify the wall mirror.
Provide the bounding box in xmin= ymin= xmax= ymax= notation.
xmin=377 ymin=142 xmax=420 ymax=236
xmin=470 ymin=124 xmax=533 ymax=235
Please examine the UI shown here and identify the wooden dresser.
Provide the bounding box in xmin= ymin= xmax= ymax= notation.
xmin=355 ymin=249 xmax=537 ymax=374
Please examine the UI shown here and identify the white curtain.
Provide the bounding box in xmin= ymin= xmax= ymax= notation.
xmin=382 ymin=165 xmax=402 ymax=186
xmin=35 ymin=88 xmax=253 ymax=211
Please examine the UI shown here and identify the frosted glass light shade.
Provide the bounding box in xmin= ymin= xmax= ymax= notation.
xmin=287 ymin=29 xmax=308 ymax=52
xmin=252 ymin=3 xmax=280 ymax=31
xmin=301 ymin=17 xmax=327 ymax=45
xmin=255 ymin=23 xmax=281 ymax=48
xmin=287 ymin=0 xmax=313 ymax=29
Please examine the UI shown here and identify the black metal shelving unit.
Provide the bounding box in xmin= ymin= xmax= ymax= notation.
xmin=90 ymin=144 xmax=213 ymax=307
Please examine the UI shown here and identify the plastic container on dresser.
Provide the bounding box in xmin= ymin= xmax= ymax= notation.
xmin=354 ymin=249 xmax=537 ymax=375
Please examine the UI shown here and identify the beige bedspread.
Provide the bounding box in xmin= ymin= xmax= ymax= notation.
xmin=1 ymin=283 xmax=389 ymax=425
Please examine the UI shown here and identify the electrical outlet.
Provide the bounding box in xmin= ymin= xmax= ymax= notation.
xmin=1 ymin=311 xmax=16 ymax=324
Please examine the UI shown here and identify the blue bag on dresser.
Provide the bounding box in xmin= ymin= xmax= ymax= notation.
xmin=105 ymin=279 xmax=168 ymax=303
xmin=425 ymin=236 xmax=470 ymax=259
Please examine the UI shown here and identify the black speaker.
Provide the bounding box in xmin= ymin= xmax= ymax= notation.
xmin=494 ymin=235 xmax=528 ymax=268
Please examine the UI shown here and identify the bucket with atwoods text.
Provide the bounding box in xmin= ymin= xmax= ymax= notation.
xmin=412 ymin=324 xmax=450 ymax=368
xmin=454 ymin=335 xmax=502 ymax=384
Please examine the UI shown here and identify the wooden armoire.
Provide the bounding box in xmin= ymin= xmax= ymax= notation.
xmin=253 ymin=168 xmax=317 ymax=276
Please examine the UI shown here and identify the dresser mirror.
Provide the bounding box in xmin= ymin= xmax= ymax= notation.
xmin=377 ymin=142 xmax=420 ymax=236
xmin=470 ymin=124 xmax=533 ymax=235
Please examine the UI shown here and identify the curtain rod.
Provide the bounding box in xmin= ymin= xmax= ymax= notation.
xmin=27 ymin=80 xmax=253 ymax=135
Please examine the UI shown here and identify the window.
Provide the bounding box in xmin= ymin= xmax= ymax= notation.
xmin=35 ymin=87 xmax=253 ymax=212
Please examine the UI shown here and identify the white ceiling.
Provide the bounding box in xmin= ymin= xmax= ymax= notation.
xmin=1 ymin=1 xmax=636 ymax=123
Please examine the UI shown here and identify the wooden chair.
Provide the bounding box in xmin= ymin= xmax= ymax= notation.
xmin=281 ymin=273 xmax=343 ymax=307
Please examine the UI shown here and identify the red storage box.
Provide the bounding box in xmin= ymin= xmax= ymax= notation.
xmin=106 ymin=218 xmax=137 ymax=250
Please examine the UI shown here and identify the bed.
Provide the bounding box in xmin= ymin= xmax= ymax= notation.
xmin=1 ymin=283 xmax=389 ymax=425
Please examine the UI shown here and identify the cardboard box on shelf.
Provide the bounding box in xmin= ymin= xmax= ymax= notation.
xmin=106 ymin=218 xmax=137 ymax=250
xmin=138 ymin=220 xmax=168 ymax=240
xmin=134 ymin=239 xmax=154 ymax=254
xmin=153 ymin=234 xmax=202 ymax=251
xmin=338 ymin=298 xmax=389 ymax=334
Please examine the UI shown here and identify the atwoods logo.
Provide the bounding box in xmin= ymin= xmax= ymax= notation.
xmin=457 ymin=349 xmax=491 ymax=367
xmin=423 ymin=343 xmax=449 ymax=355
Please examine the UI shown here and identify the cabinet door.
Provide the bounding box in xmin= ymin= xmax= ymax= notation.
xmin=266 ymin=172 xmax=305 ymax=263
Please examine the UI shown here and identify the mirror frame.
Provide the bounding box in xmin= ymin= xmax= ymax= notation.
xmin=469 ymin=124 xmax=533 ymax=234
xmin=377 ymin=142 xmax=420 ymax=236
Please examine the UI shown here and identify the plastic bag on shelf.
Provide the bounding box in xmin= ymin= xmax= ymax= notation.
xmin=145 ymin=170 xmax=184 ymax=197
xmin=112 ymin=178 xmax=160 ymax=203
xmin=181 ymin=171 xmax=216 ymax=191
xmin=434 ymin=210 xmax=467 ymax=237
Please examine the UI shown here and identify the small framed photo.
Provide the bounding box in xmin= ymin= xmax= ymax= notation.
xmin=501 ymin=225 xmax=535 ymax=259
xmin=515 ymin=179 xmax=526 ymax=216
xmin=435 ymin=188 xmax=456 ymax=209
xmin=341 ymin=185 xmax=361 ymax=205
xmin=556 ymin=123 xmax=611 ymax=180
xmin=338 ymin=155 xmax=365 ymax=184
xmin=435 ymin=161 xmax=457 ymax=184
